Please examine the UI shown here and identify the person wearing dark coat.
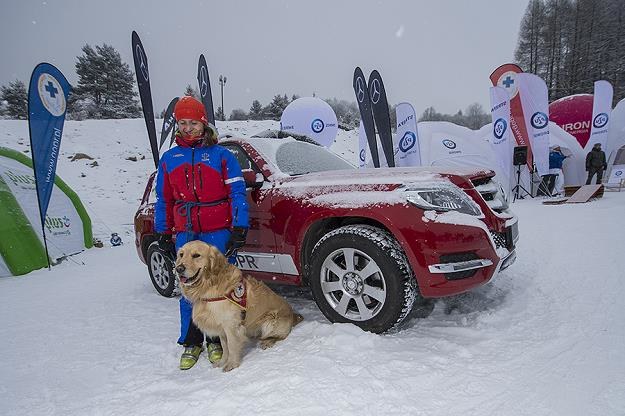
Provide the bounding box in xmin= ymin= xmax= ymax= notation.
xmin=585 ymin=143 xmax=607 ymax=185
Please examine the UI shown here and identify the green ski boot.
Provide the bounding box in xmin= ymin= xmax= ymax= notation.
xmin=179 ymin=345 xmax=203 ymax=370
xmin=207 ymin=342 xmax=223 ymax=364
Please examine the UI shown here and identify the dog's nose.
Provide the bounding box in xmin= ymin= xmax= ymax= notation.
xmin=175 ymin=264 xmax=186 ymax=274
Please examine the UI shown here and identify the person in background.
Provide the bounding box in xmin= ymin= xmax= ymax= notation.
xmin=548 ymin=146 xmax=567 ymax=196
xmin=585 ymin=143 xmax=607 ymax=185
xmin=154 ymin=96 xmax=249 ymax=370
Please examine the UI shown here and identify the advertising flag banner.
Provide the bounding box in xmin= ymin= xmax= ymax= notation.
xmin=197 ymin=54 xmax=216 ymax=125
xmin=368 ymin=70 xmax=395 ymax=167
xmin=358 ymin=121 xmax=367 ymax=168
xmin=353 ymin=67 xmax=379 ymax=167
xmin=395 ymin=102 xmax=420 ymax=167
xmin=587 ymin=80 xmax=613 ymax=151
xmin=160 ymin=97 xmax=179 ymax=150
xmin=516 ymin=73 xmax=550 ymax=177
xmin=489 ymin=86 xmax=513 ymax=197
xmin=131 ymin=31 xmax=159 ymax=168
xmin=280 ymin=97 xmax=338 ymax=147
xmin=489 ymin=64 xmax=533 ymax=168
xmin=27 ymin=62 xmax=71 ymax=229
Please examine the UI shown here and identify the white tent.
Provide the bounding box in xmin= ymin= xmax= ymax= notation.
xmin=607 ymin=98 xmax=625 ymax=170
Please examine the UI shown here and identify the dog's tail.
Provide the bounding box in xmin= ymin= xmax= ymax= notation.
xmin=292 ymin=312 xmax=304 ymax=327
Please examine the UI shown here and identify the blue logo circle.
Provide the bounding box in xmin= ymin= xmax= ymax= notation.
xmin=593 ymin=113 xmax=609 ymax=128
xmin=399 ymin=131 xmax=416 ymax=152
xmin=616 ymin=170 xmax=623 ymax=177
xmin=531 ymin=112 xmax=548 ymax=129
xmin=442 ymin=139 xmax=456 ymax=149
xmin=311 ymin=118 xmax=324 ymax=133
xmin=359 ymin=149 xmax=366 ymax=162
xmin=493 ymin=118 xmax=507 ymax=140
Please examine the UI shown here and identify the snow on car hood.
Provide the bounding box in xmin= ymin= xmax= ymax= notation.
xmin=272 ymin=168 xmax=482 ymax=209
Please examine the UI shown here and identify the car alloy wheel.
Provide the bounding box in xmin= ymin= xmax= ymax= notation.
xmin=146 ymin=241 xmax=179 ymax=297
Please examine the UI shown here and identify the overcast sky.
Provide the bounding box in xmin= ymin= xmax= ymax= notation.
xmin=1 ymin=0 xmax=529 ymax=117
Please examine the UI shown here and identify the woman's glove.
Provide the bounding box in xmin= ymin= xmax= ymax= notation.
xmin=157 ymin=233 xmax=175 ymax=255
xmin=225 ymin=227 xmax=248 ymax=257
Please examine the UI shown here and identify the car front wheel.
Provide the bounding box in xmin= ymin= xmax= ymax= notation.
xmin=146 ymin=241 xmax=179 ymax=297
xmin=309 ymin=225 xmax=417 ymax=333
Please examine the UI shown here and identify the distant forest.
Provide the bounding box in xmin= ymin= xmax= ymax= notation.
xmin=515 ymin=0 xmax=625 ymax=104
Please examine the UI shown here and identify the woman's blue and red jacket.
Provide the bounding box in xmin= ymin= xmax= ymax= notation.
xmin=154 ymin=138 xmax=249 ymax=235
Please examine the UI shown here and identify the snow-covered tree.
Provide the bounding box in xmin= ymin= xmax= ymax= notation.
xmin=262 ymin=94 xmax=290 ymax=120
xmin=249 ymin=100 xmax=263 ymax=120
xmin=71 ymin=44 xmax=141 ymax=119
xmin=215 ymin=106 xmax=225 ymax=121
xmin=229 ymin=108 xmax=248 ymax=121
xmin=184 ymin=84 xmax=199 ymax=98
xmin=0 ymin=80 xmax=28 ymax=119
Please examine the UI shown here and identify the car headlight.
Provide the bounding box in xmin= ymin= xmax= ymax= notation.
xmin=404 ymin=184 xmax=482 ymax=216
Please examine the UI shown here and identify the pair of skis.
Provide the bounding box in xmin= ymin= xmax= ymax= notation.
xmin=131 ymin=31 xmax=217 ymax=169
xmin=352 ymin=67 xmax=395 ymax=168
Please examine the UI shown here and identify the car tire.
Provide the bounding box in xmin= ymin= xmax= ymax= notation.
xmin=309 ymin=225 xmax=417 ymax=333
xmin=146 ymin=241 xmax=179 ymax=297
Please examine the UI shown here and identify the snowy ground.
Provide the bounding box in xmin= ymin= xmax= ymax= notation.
xmin=1 ymin=119 xmax=624 ymax=415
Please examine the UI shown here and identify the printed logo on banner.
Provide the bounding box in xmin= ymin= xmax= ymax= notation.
xmin=4 ymin=170 xmax=36 ymax=189
xmin=497 ymin=71 xmax=519 ymax=97
xmin=531 ymin=112 xmax=548 ymax=129
xmin=38 ymin=73 xmax=66 ymax=116
xmin=399 ymin=131 xmax=416 ymax=152
xmin=616 ymin=170 xmax=623 ymax=177
xmin=311 ymin=118 xmax=325 ymax=133
xmin=135 ymin=45 xmax=149 ymax=81
xmin=442 ymin=139 xmax=456 ymax=149
xmin=493 ymin=118 xmax=507 ymax=140
xmin=45 ymin=215 xmax=71 ymax=234
xmin=355 ymin=77 xmax=366 ymax=103
xmin=593 ymin=112 xmax=609 ymax=129
xmin=199 ymin=67 xmax=208 ymax=97
xmin=369 ymin=79 xmax=381 ymax=104
xmin=359 ymin=149 xmax=366 ymax=162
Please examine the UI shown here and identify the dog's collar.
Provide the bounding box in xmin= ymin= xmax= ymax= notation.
xmin=200 ymin=279 xmax=247 ymax=310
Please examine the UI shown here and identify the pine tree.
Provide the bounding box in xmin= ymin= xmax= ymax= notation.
xmin=72 ymin=43 xmax=141 ymax=119
xmin=0 ymin=80 xmax=28 ymax=119
xmin=215 ymin=106 xmax=225 ymax=121
xmin=263 ymin=94 xmax=290 ymax=120
xmin=249 ymin=100 xmax=263 ymax=120
xmin=184 ymin=84 xmax=199 ymax=98
xmin=229 ymin=108 xmax=248 ymax=120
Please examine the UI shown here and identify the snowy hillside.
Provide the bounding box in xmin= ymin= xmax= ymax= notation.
xmin=1 ymin=119 xmax=624 ymax=415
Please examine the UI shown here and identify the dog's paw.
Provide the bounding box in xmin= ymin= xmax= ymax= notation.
xmin=260 ymin=339 xmax=277 ymax=350
xmin=212 ymin=358 xmax=225 ymax=368
xmin=222 ymin=361 xmax=240 ymax=372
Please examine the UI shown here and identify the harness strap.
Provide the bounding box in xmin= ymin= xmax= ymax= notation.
xmin=200 ymin=279 xmax=247 ymax=310
xmin=176 ymin=198 xmax=228 ymax=232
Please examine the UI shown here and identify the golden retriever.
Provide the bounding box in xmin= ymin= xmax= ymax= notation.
xmin=174 ymin=240 xmax=303 ymax=372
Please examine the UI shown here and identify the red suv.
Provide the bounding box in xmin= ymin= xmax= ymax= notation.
xmin=134 ymin=136 xmax=518 ymax=333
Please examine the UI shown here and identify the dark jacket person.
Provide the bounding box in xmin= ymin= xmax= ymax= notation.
xmin=585 ymin=143 xmax=607 ymax=185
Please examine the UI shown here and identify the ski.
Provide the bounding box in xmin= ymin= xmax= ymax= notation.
xmin=368 ymin=70 xmax=395 ymax=167
xmin=353 ymin=67 xmax=380 ymax=168
xmin=197 ymin=54 xmax=216 ymax=125
xmin=131 ymin=31 xmax=159 ymax=168
xmin=159 ymin=96 xmax=178 ymax=150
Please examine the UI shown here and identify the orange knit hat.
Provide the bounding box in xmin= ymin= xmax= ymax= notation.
xmin=174 ymin=96 xmax=208 ymax=124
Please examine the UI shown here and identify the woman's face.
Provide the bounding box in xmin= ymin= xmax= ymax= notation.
xmin=178 ymin=119 xmax=205 ymax=138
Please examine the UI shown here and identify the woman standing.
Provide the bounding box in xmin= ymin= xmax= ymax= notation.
xmin=154 ymin=96 xmax=249 ymax=370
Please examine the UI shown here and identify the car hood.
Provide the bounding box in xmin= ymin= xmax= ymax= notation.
xmin=276 ymin=166 xmax=494 ymax=190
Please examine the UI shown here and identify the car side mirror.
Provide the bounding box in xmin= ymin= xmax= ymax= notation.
xmin=243 ymin=169 xmax=264 ymax=189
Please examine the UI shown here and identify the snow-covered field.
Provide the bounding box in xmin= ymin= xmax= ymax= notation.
xmin=1 ymin=119 xmax=624 ymax=415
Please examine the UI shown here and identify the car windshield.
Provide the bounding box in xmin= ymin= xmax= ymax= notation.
xmin=248 ymin=138 xmax=354 ymax=176
xmin=275 ymin=141 xmax=355 ymax=175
